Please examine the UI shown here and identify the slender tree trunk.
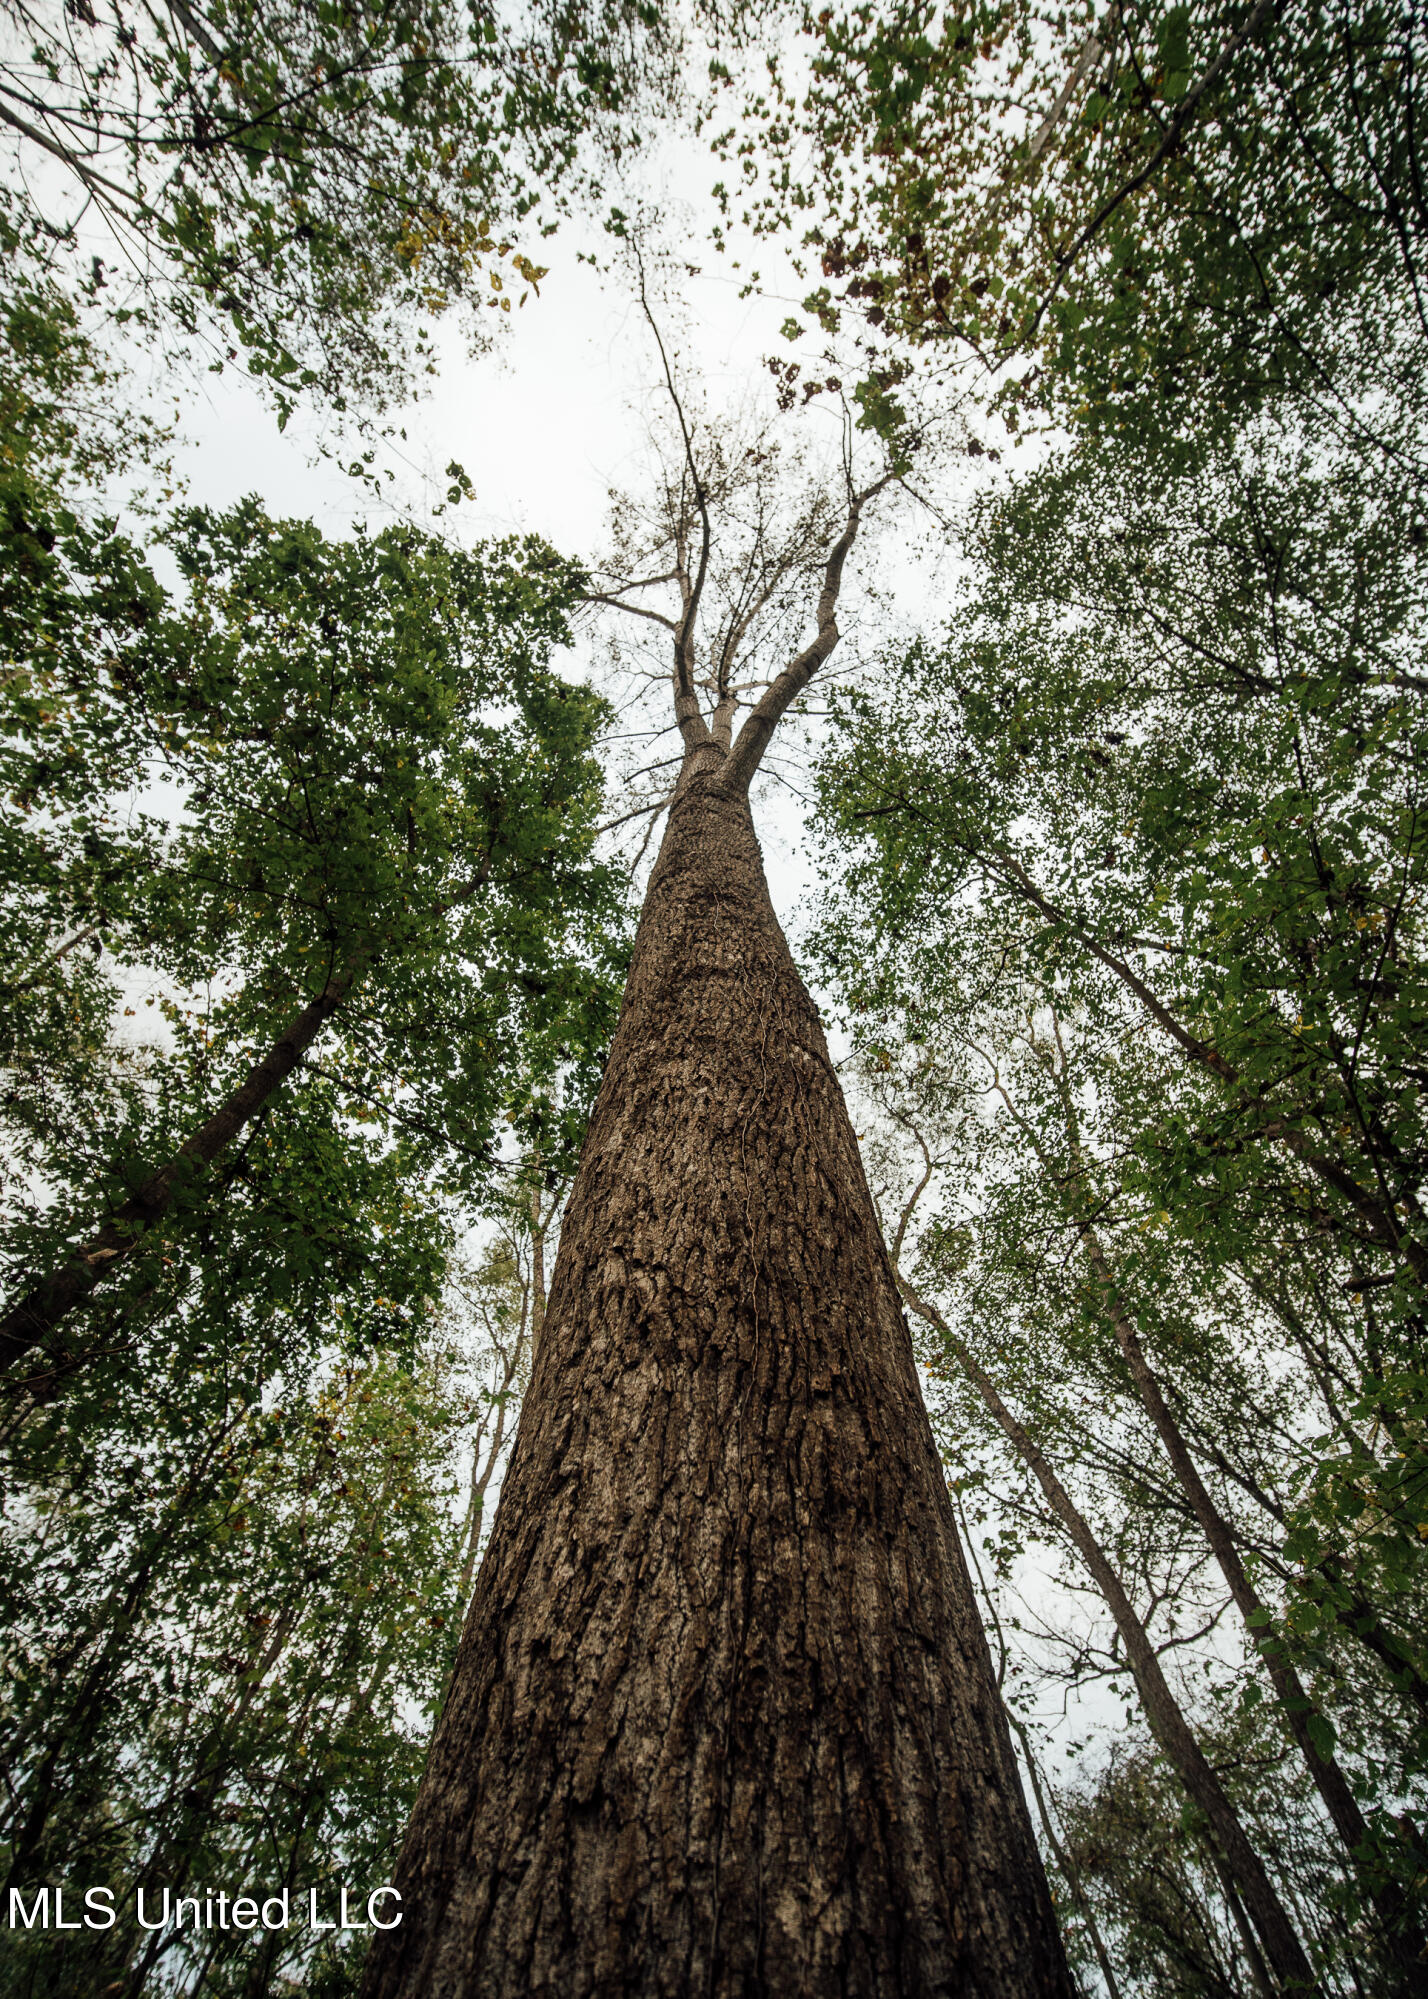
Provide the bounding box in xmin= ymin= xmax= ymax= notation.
xmin=1079 ymin=1228 xmax=1427 ymax=1980
xmin=362 ymin=773 xmax=1072 ymax=1998
xmin=1207 ymin=1851 xmax=1278 ymax=1999
xmin=948 ymin=1478 xmax=1124 ymax=1999
xmin=0 ymin=973 xmax=350 ymax=1379
xmin=457 ymin=1194 xmax=549 ymax=1592
xmin=898 ymin=1278 xmax=1319 ymax=1994
xmin=529 ymin=1180 xmax=548 ymax=1346
xmin=459 ymin=1337 xmax=528 ymax=1598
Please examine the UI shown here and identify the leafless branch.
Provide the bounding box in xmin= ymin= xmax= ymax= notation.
xmin=724 ymin=471 xmax=894 ymax=793
xmin=634 ymin=248 xmax=712 ymax=753
xmin=582 ymin=591 xmax=679 ymax=633
xmin=594 ymin=792 xmax=678 ymax=836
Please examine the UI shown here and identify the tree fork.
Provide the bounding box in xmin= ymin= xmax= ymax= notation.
xmin=362 ymin=770 xmax=1072 ymax=1998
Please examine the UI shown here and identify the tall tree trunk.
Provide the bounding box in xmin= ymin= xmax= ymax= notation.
xmin=1208 ymin=1852 xmax=1278 ymax=1999
xmin=362 ymin=772 xmax=1072 ymax=1998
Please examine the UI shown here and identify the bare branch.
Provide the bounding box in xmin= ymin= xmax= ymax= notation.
xmin=166 ymin=0 xmax=226 ymax=66
xmin=724 ymin=472 xmax=893 ymax=794
xmin=633 ymin=248 xmax=712 ymax=753
xmin=594 ymin=569 xmax=684 ymax=596
xmin=0 ymin=95 xmax=147 ymax=210
xmin=3 ymin=923 xmax=105 ymax=997
xmin=582 ymin=591 xmax=678 ymax=633
xmin=594 ymin=792 xmax=677 ymax=836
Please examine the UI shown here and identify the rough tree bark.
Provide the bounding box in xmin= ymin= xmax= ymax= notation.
xmin=361 ymin=763 xmax=1073 ymax=1997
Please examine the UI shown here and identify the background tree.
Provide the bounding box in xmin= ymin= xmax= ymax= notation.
xmin=1055 ymin=1727 xmax=1357 ymax=1999
xmin=804 ymin=819 xmax=1428 ymax=1984
xmin=0 ymin=1164 xmax=576 ymax=1999
xmin=808 ymin=449 xmax=1424 ymax=1967
xmin=810 ymin=425 xmax=1428 ymax=1712
xmin=447 ymin=1135 xmax=576 ymax=1596
xmin=757 ymin=9 xmax=1428 ymax=1966
xmin=0 ymin=492 xmax=624 ymax=1384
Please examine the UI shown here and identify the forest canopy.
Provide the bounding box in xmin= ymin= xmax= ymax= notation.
xmin=3 ymin=0 xmax=1427 ymax=1992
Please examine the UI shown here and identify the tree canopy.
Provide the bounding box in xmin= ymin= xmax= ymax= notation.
xmin=5 ymin=0 xmax=1428 ymax=1987
xmin=0 ymin=0 xmax=685 ymax=411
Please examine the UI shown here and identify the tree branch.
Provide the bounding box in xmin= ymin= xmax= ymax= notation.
xmin=633 ymin=251 xmax=712 ymax=754
xmin=582 ymin=591 xmax=678 ymax=633
xmin=1024 ymin=0 xmax=1282 ymax=346
xmin=724 ymin=473 xmax=891 ymax=794
xmin=0 ymin=95 xmax=148 ymax=211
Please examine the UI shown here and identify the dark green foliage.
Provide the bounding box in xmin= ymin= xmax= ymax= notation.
xmin=1055 ymin=1723 xmax=1362 ymax=1997
xmin=741 ymin=0 xmax=1425 ymax=468
xmin=2 ymin=1326 xmax=486 ymax=1997
xmin=0 ymin=224 xmax=629 ymax=1995
xmin=1 ymin=492 xmax=625 ymax=1372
